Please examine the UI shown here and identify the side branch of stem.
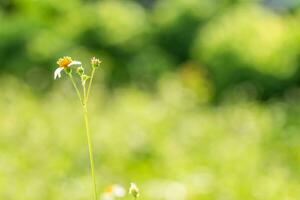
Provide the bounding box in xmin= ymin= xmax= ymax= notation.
xmin=86 ymin=68 xmax=96 ymax=103
xmin=69 ymin=74 xmax=83 ymax=105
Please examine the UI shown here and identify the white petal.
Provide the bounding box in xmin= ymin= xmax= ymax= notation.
xmin=112 ymin=185 xmax=126 ymax=197
xmin=68 ymin=61 xmax=82 ymax=67
xmin=101 ymin=193 xmax=114 ymax=200
xmin=54 ymin=67 xmax=64 ymax=80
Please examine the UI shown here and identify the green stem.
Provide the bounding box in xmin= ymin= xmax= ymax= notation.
xmin=82 ymin=77 xmax=87 ymax=105
xmin=83 ymin=105 xmax=98 ymax=200
xmin=82 ymin=76 xmax=97 ymax=200
xmin=86 ymin=68 xmax=96 ymax=103
xmin=69 ymin=74 xmax=83 ymax=105
xmin=69 ymin=73 xmax=98 ymax=200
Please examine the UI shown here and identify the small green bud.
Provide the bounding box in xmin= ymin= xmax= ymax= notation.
xmin=129 ymin=183 xmax=139 ymax=199
xmin=91 ymin=57 xmax=102 ymax=68
xmin=76 ymin=66 xmax=84 ymax=76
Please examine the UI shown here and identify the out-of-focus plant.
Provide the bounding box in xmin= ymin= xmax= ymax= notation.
xmin=96 ymin=1 xmax=147 ymax=47
xmin=194 ymin=5 xmax=299 ymax=78
xmin=101 ymin=184 xmax=126 ymax=200
xmin=192 ymin=4 xmax=300 ymax=100
xmin=129 ymin=183 xmax=140 ymax=200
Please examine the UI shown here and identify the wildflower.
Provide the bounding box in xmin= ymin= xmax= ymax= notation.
xmin=53 ymin=56 xmax=100 ymax=200
xmin=101 ymin=184 xmax=126 ymax=200
xmin=129 ymin=183 xmax=139 ymax=198
xmin=54 ymin=56 xmax=82 ymax=79
xmin=91 ymin=57 xmax=102 ymax=68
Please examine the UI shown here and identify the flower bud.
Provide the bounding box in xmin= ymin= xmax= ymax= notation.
xmin=129 ymin=183 xmax=139 ymax=198
xmin=91 ymin=57 xmax=102 ymax=68
xmin=76 ymin=66 xmax=84 ymax=76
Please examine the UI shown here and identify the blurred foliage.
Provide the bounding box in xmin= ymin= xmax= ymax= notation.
xmin=0 ymin=0 xmax=300 ymax=100
xmin=1 ymin=76 xmax=300 ymax=200
xmin=1 ymin=0 xmax=300 ymax=199
xmin=193 ymin=4 xmax=300 ymax=100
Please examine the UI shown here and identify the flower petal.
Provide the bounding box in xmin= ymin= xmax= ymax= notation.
xmin=68 ymin=60 xmax=82 ymax=67
xmin=101 ymin=193 xmax=114 ymax=200
xmin=54 ymin=67 xmax=64 ymax=80
xmin=112 ymin=185 xmax=126 ymax=197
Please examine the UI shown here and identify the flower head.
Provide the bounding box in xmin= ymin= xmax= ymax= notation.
xmin=101 ymin=184 xmax=126 ymax=200
xmin=57 ymin=56 xmax=73 ymax=68
xmin=54 ymin=56 xmax=82 ymax=79
xmin=91 ymin=57 xmax=102 ymax=68
xmin=129 ymin=183 xmax=139 ymax=198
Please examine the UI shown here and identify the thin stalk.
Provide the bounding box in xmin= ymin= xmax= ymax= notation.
xmin=69 ymin=74 xmax=83 ymax=105
xmin=69 ymin=73 xmax=98 ymax=200
xmin=86 ymin=68 xmax=96 ymax=103
xmin=83 ymin=105 xmax=98 ymax=200
xmin=82 ymin=78 xmax=97 ymax=200
xmin=82 ymin=78 xmax=87 ymax=105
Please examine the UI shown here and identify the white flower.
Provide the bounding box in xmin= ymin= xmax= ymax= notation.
xmin=101 ymin=184 xmax=126 ymax=200
xmin=54 ymin=56 xmax=82 ymax=79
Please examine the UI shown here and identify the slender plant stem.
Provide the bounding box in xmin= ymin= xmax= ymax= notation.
xmin=69 ymin=72 xmax=98 ymax=200
xmin=83 ymin=78 xmax=87 ymax=105
xmin=82 ymin=75 xmax=98 ymax=200
xmin=69 ymin=74 xmax=83 ymax=105
xmin=83 ymin=105 xmax=98 ymax=200
xmin=86 ymin=68 xmax=96 ymax=102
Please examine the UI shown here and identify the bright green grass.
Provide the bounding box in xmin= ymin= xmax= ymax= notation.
xmin=0 ymin=75 xmax=300 ymax=200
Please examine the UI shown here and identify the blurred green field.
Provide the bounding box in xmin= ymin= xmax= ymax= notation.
xmin=1 ymin=0 xmax=300 ymax=200
xmin=1 ymin=75 xmax=300 ymax=200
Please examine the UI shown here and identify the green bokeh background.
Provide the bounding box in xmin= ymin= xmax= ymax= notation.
xmin=1 ymin=0 xmax=300 ymax=200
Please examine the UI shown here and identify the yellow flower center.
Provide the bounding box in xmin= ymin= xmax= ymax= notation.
xmin=105 ymin=185 xmax=114 ymax=193
xmin=57 ymin=56 xmax=73 ymax=68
